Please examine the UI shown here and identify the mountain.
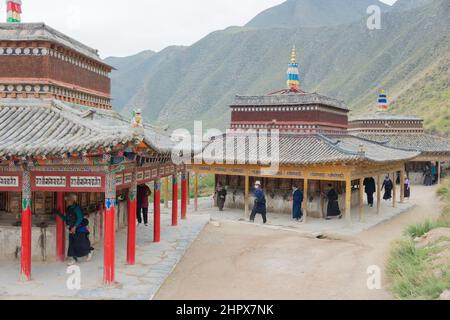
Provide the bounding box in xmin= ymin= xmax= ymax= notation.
xmin=106 ymin=0 xmax=450 ymax=135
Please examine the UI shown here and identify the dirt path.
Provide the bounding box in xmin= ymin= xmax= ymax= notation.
xmin=155 ymin=185 xmax=443 ymax=300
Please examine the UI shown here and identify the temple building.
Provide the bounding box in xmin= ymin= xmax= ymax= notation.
xmin=0 ymin=22 xmax=189 ymax=284
xmin=189 ymin=48 xmax=420 ymax=220
xmin=349 ymin=90 xmax=450 ymax=184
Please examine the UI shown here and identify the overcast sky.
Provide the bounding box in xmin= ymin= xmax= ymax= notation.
xmin=18 ymin=0 xmax=285 ymax=58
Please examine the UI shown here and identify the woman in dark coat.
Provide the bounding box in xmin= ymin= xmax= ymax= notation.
xmin=216 ymin=184 xmax=227 ymax=211
xmin=325 ymin=184 xmax=341 ymax=220
xmin=292 ymin=185 xmax=304 ymax=221
xmin=54 ymin=193 xmax=93 ymax=265
xmin=404 ymin=177 xmax=411 ymax=199
xmin=382 ymin=176 xmax=393 ymax=200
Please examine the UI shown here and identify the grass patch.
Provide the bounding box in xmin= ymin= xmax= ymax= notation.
xmin=387 ymin=179 xmax=450 ymax=300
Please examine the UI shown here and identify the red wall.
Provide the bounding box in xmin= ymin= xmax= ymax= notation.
xmin=0 ymin=55 xmax=110 ymax=95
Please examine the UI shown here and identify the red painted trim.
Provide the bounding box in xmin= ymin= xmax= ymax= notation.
xmin=126 ymin=197 xmax=136 ymax=265
xmin=0 ymin=77 xmax=112 ymax=98
xmin=103 ymin=204 xmax=115 ymax=285
xmin=21 ymin=204 xmax=32 ymax=280
xmin=30 ymin=172 xmax=106 ymax=192
xmin=154 ymin=183 xmax=161 ymax=243
xmin=56 ymin=192 xmax=66 ymax=262
xmin=181 ymin=175 xmax=187 ymax=220
xmin=0 ymin=172 xmax=22 ymax=192
xmin=172 ymin=177 xmax=178 ymax=227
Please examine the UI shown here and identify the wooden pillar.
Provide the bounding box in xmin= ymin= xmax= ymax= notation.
xmin=103 ymin=173 xmax=116 ymax=285
xmin=303 ymin=178 xmax=308 ymax=223
xmin=400 ymin=170 xmax=405 ymax=204
xmin=154 ymin=178 xmax=161 ymax=243
xmin=244 ymin=175 xmax=249 ymax=219
xmin=359 ymin=177 xmax=365 ymax=222
xmin=172 ymin=174 xmax=178 ymax=226
xmin=126 ymin=173 xmax=137 ymax=265
xmin=181 ymin=172 xmax=187 ymax=220
xmin=21 ymin=170 xmax=32 ymax=281
xmin=164 ymin=176 xmax=169 ymax=209
xmin=345 ymin=175 xmax=352 ymax=224
xmin=376 ymin=175 xmax=381 ymax=215
xmin=56 ymin=192 xmax=66 ymax=262
xmin=392 ymin=172 xmax=397 ymax=208
xmin=194 ymin=172 xmax=198 ymax=212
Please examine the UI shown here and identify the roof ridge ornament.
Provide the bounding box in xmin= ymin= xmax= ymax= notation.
xmin=377 ymin=89 xmax=389 ymax=113
xmin=131 ymin=109 xmax=143 ymax=128
xmin=287 ymin=46 xmax=300 ymax=92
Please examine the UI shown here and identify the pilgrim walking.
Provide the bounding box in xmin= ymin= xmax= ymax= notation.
xmin=325 ymin=184 xmax=341 ymax=220
xmin=216 ymin=183 xmax=227 ymax=211
xmin=250 ymin=181 xmax=267 ymax=224
xmin=382 ymin=175 xmax=394 ymax=201
xmin=53 ymin=193 xmax=94 ymax=265
xmin=292 ymin=185 xmax=304 ymax=222
xmin=137 ymin=184 xmax=152 ymax=226
xmin=364 ymin=177 xmax=376 ymax=208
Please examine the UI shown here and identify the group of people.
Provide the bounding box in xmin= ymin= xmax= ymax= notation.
xmin=363 ymin=174 xmax=411 ymax=207
xmin=215 ymin=181 xmax=343 ymax=224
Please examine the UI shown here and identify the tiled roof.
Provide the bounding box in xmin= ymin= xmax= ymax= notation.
xmin=197 ymin=132 xmax=419 ymax=166
xmin=0 ymin=99 xmax=174 ymax=157
xmin=0 ymin=23 xmax=109 ymax=66
xmin=353 ymin=133 xmax=450 ymax=154
xmin=232 ymin=92 xmax=348 ymax=111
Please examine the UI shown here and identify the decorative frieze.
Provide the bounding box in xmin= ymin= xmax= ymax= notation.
xmin=0 ymin=46 xmax=109 ymax=76
xmin=0 ymin=83 xmax=111 ymax=109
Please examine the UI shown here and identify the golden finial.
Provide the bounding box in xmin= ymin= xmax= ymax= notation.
xmin=291 ymin=46 xmax=297 ymax=64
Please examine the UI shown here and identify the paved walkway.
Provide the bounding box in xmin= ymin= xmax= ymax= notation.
xmin=197 ymin=195 xmax=415 ymax=237
xmin=0 ymin=209 xmax=209 ymax=300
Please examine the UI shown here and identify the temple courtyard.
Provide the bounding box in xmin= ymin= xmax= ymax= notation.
xmin=155 ymin=185 xmax=442 ymax=300
xmin=0 ymin=185 xmax=441 ymax=300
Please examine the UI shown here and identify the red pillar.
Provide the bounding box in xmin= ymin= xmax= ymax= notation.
xmin=104 ymin=198 xmax=116 ymax=284
xmin=181 ymin=173 xmax=187 ymax=220
xmin=56 ymin=192 xmax=65 ymax=262
xmin=154 ymin=179 xmax=161 ymax=242
xmin=172 ymin=175 xmax=178 ymax=226
xmin=126 ymin=187 xmax=137 ymax=265
xmin=21 ymin=196 xmax=32 ymax=281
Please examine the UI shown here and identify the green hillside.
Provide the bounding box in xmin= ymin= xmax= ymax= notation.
xmin=106 ymin=0 xmax=449 ymax=135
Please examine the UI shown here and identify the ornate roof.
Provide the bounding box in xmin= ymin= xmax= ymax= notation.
xmin=0 ymin=99 xmax=174 ymax=157
xmin=353 ymin=133 xmax=450 ymax=154
xmin=197 ymin=132 xmax=419 ymax=166
xmin=231 ymin=92 xmax=348 ymax=111
xmin=0 ymin=23 xmax=110 ymax=67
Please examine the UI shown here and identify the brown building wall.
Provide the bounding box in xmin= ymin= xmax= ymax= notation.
xmin=0 ymin=55 xmax=110 ymax=95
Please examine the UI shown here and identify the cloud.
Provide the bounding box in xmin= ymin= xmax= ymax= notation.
xmin=19 ymin=0 xmax=285 ymax=57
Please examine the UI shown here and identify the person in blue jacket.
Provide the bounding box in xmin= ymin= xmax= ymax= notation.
xmin=53 ymin=193 xmax=93 ymax=265
xmin=292 ymin=185 xmax=304 ymax=222
xmin=250 ymin=181 xmax=267 ymax=224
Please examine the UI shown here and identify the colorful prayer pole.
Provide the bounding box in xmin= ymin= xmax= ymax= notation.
xmin=6 ymin=0 xmax=22 ymax=23
xmin=287 ymin=46 xmax=300 ymax=91
xmin=103 ymin=173 xmax=116 ymax=285
xmin=377 ymin=89 xmax=388 ymax=112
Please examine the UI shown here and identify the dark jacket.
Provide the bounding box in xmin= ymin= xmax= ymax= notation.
xmin=364 ymin=177 xmax=376 ymax=194
xmin=253 ymin=188 xmax=267 ymax=214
